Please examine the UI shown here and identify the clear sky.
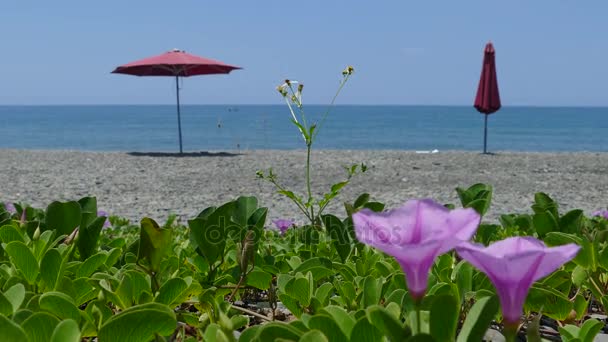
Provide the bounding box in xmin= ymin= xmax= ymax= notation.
xmin=1 ymin=1 xmax=606 ymax=106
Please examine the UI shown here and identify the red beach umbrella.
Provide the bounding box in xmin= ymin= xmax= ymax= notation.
xmin=112 ymin=49 xmax=241 ymax=153
xmin=474 ymin=42 xmax=501 ymax=154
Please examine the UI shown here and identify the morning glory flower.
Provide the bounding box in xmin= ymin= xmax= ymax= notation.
xmin=97 ymin=210 xmax=111 ymax=228
xmin=456 ymin=237 xmax=579 ymax=327
xmin=4 ymin=202 xmax=16 ymax=214
xmin=272 ymin=219 xmax=295 ymax=235
xmin=352 ymin=199 xmax=480 ymax=299
xmin=592 ymin=209 xmax=608 ymax=219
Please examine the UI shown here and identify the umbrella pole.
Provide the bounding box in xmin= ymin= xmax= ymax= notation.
xmin=176 ymin=75 xmax=183 ymax=154
xmin=483 ymin=114 xmax=488 ymax=154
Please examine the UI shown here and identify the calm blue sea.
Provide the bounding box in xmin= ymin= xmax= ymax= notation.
xmin=0 ymin=105 xmax=606 ymax=152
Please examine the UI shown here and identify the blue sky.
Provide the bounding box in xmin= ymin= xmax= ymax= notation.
xmin=1 ymin=1 xmax=606 ymax=106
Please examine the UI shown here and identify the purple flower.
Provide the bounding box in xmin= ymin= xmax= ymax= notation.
xmin=592 ymin=209 xmax=608 ymax=220
xmin=4 ymin=202 xmax=16 ymax=214
xmin=97 ymin=210 xmax=111 ymax=228
xmin=352 ymin=199 xmax=480 ymax=299
xmin=272 ymin=219 xmax=295 ymax=235
xmin=456 ymin=237 xmax=579 ymax=325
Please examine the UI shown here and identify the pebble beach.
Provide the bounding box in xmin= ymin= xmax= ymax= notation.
xmin=1 ymin=149 xmax=607 ymax=223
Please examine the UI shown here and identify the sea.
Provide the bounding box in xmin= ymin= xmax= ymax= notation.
xmin=0 ymin=105 xmax=606 ymax=152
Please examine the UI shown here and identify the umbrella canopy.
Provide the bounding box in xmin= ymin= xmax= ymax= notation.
xmin=112 ymin=49 xmax=241 ymax=153
xmin=474 ymin=42 xmax=501 ymax=153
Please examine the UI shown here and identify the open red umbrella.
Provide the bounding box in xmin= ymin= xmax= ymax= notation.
xmin=112 ymin=49 xmax=241 ymax=153
xmin=474 ymin=42 xmax=501 ymax=154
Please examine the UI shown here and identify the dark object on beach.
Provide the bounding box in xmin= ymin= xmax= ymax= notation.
xmin=112 ymin=49 xmax=241 ymax=154
xmin=127 ymin=151 xmax=241 ymax=158
xmin=474 ymin=42 xmax=501 ymax=154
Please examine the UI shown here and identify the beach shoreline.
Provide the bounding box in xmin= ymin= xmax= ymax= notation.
xmin=1 ymin=149 xmax=607 ymax=223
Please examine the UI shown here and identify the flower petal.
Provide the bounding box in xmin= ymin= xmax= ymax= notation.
xmin=533 ymin=243 xmax=580 ymax=281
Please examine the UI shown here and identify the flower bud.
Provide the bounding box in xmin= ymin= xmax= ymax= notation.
xmin=342 ymin=65 xmax=355 ymax=76
xmin=33 ymin=226 xmax=41 ymax=240
xmin=297 ymin=84 xmax=304 ymax=93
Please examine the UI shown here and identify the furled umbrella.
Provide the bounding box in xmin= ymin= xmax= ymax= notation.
xmin=474 ymin=42 xmax=501 ymax=154
xmin=112 ymin=49 xmax=241 ymax=153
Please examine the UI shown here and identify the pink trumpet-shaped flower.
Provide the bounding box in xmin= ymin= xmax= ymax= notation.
xmin=592 ymin=209 xmax=608 ymax=220
xmin=4 ymin=202 xmax=16 ymax=214
xmin=352 ymin=199 xmax=480 ymax=299
xmin=272 ymin=219 xmax=295 ymax=235
xmin=456 ymin=237 xmax=579 ymax=325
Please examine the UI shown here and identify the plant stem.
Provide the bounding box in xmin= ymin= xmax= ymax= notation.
xmin=416 ymin=307 xmax=421 ymax=335
xmin=230 ymin=305 xmax=272 ymax=322
xmin=306 ymin=143 xmax=314 ymax=226
xmin=503 ymin=322 xmax=519 ymax=342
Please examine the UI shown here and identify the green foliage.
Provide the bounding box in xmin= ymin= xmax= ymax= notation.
xmin=0 ymin=187 xmax=604 ymax=341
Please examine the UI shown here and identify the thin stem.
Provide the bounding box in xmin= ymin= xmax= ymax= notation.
xmin=314 ymin=74 xmax=351 ymax=139
xmin=268 ymin=178 xmax=313 ymax=222
xmin=227 ymin=275 xmax=246 ymax=302
xmin=306 ymin=143 xmax=314 ymax=226
xmin=416 ymin=306 xmax=421 ymax=334
xmin=230 ymin=305 xmax=272 ymax=322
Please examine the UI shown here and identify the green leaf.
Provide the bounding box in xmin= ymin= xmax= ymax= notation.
xmin=559 ymin=209 xmax=583 ymax=234
xmin=233 ymin=196 xmax=258 ymax=227
xmin=533 ymin=192 xmax=558 ymax=215
xmin=21 ymin=312 xmax=61 ymax=342
xmin=322 ymin=214 xmax=351 ymax=263
xmin=571 ymin=265 xmax=587 ymax=288
xmin=579 ymin=319 xmax=603 ymax=342
xmin=307 ymin=315 xmax=349 ymax=342
xmin=40 ymin=248 xmax=63 ymax=292
xmin=39 ymin=291 xmax=81 ymax=322
xmin=45 ymin=201 xmax=81 ymax=235
xmin=98 ymin=303 xmax=177 ymax=342
xmin=50 ymin=319 xmax=81 ymax=342
xmin=452 ymin=260 xmax=473 ymax=303
xmin=0 ymin=315 xmax=27 ymax=341
xmin=407 ymin=334 xmax=437 ymax=342
xmin=456 ymin=295 xmax=499 ymax=342
xmin=287 ymin=274 xmax=312 ymax=306
xmin=5 ymin=241 xmax=40 ymax=285
xmin=573 ymin=294 xmax=589 ymax=320
xmin=300 ymin=330 xmax=329 ymax=342
xmin=353 ymin=193 xmax=370 ymax=209
xmin=366 ymin=305 xmax=408 ymax=342
xmin=188 ymin=201 xmax=234 ymax=265
xmin=430 ymin=294 xmax=459 ymax=342
xmin=278 ymin=294 xmax=303 ymax=318
xmin=0 ymin=225 xmax=24 ymax=243
xmin=155 ymin=277 xmax=188 ymax=306
xmin=533 ymin=211 xmax=559 ymax=237
xmin=320 ymin=306 xmax=356 ymax=337
xmin=0 ymin=292 xmax=13 ymax=316
xmin=362 ymin=275 xmax=381 ymax=307
xmin=77 ymin=216 xmax=106 ymax=260
xmin=138 ymin=217 xmax=172 ymax=272
xmin=350 ymin=316 xmax=383 ymax=342
xmin=246 ymin=269 xmax=272 ymax=290
xmin=3 ymin=283 xmax=25 ymax=314
xmin=76 ymin=252 xmax=107 ymax=278
xmin=525 ymin=284 xmax=573 ymax=321
xmin=293 ymin=257 xmax=334 ymax=281
xmin=258 ymin=322 xmax=303 ymax=341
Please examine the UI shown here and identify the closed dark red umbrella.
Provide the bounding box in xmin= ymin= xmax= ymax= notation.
xmin=112 ymin=49 xmax=241 ymax=153
xmin=474 ymin=42 xmax=501 ymax=154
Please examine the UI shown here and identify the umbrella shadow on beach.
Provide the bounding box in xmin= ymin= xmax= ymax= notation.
xmin=127 ymin=151 xmax=242 ymax=158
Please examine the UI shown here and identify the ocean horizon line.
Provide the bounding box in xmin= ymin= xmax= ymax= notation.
xmin=1 ymin=103 xmax=608 ymax=109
